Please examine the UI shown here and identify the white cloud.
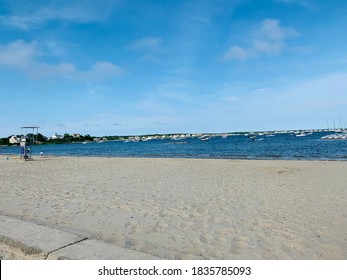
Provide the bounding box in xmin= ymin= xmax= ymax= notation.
xmin=223 ymin=46 xmax=248 ymax=60
xmin=128 ymin=37 xmax=162 ymax=52
xmin=0 ymin=0 xmax=121 ymax=30
xmin=256 ymin=19 xmax=298 ymax=41
xmin=215 ymin=72 xmax=347 ymax=130
xmin=127 ymin=37 xmax=163 ymax=62
xmin=0 ymin=40 xmax=38 ymax=67
xmin=88 ymin=61 xmax=123 ymax=78
xmin=0 ymin=40 xmax=123 ymax=80
xmin=223 ymin=18 xmax=299 ymax=60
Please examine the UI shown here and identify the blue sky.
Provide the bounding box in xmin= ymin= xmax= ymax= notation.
xmin=1 ymin=0 xmax=347 ymax=137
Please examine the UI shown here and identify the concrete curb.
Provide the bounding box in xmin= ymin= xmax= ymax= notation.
xmin=0 ymin=215 xmax=160 ymax=260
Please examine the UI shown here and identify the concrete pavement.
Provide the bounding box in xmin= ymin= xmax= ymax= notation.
xmin=0 ymin=215 xmax=160 ymax=260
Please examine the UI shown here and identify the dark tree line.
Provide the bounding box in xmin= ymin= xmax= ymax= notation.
xmin=0 ymin=133 xmax=95 ymax=145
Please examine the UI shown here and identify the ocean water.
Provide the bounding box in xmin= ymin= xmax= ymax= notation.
xmin=1 ymin=132 xmax=346 ymax=160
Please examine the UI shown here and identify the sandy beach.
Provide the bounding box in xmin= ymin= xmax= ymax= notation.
xmin=0 ymin=155 xmax=346 ymax=259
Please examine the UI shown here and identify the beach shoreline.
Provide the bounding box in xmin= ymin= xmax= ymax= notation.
xmin=0 ymin=156 xmax=346 ymax=259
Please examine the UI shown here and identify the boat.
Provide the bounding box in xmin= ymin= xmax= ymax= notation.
xmin=321 ymin=132 xmax=347 ymax=140
xmin=295 ymin=133 xmax=307 ymax=137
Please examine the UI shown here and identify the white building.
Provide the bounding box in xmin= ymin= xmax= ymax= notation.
xmin=9 ymin=135 xmax=20 ymax=144
xmin=51 ymin=133 xmax=63 ymax=139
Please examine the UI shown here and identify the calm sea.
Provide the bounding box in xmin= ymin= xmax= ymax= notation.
xmin=1 ymin=132 xmax=346 ymax=161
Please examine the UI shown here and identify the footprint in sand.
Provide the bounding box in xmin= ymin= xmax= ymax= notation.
xmin=124 ymin=238 xmax=137 ymax=249
xmin=124 ymin=220 xmax=140 ymax=234
xmin=153 ymin=221 xmax=168 ymax=232
xmin=214 ymin=227 xmax=236 ymax=236
xmin=199 ymin=234 xmax=208 ymax=243
xmin=229 ymin=236 xmax=248 ymax=255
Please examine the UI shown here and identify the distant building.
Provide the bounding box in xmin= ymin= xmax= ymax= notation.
xmin=72 ymin=134 xmax=81 ymax=138
xmin=51 ymin=133 xmax=63 ymax=140
xmin=9 ymin=135 xmax=20 ymax=144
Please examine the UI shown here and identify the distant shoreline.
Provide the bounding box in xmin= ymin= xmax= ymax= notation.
xmin=1 ymin=131 xmax=346 ymax=161
xmin=0 ymin=128 xmax=340 ymax=143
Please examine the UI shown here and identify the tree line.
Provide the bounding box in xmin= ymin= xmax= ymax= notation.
xmin=0 ymin=133 xmax=95 ymax=145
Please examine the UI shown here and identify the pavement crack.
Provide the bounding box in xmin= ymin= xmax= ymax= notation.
xmin=44 ymin=237 xmax=88 ymax=260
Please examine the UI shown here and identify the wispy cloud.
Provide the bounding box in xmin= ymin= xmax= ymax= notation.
xmin=0 ymin=40 xmax=37 ymax=67
xmin=0 ymin=40 xmax=123 ymax=80
xmin=128 ymin=37 xmax=162 ymax=52
xmin=223 ymin=46 xmax=249 ymax=60
xmin=273 ymin=0 xmax=316 ymax=9
xmin=223 ymin=19 xmax=299 ymax=61
xmin=215 ymin=71 xmax=347 ymax=130
xmin=0 ymin=0 xmax=121 ymax=30
xmin=127 ymin=37 xmax=163 ymax=62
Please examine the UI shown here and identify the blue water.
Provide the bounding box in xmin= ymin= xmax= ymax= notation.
xmin=1 ymin=132 xmax=346 ymax=160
